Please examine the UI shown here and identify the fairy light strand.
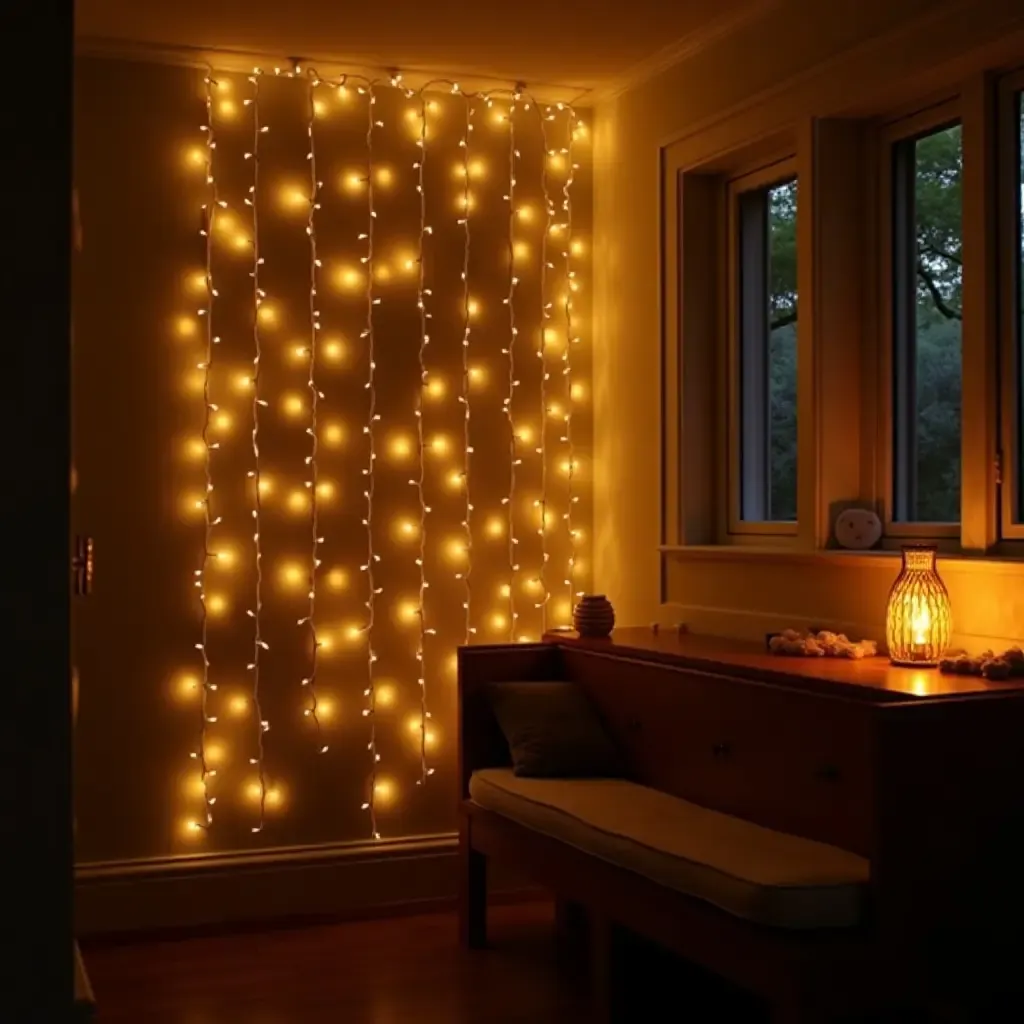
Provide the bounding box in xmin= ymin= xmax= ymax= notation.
xmin=358 ymin=82 xmax=382 ymax=840
xmin=535 ymin=109 xmax=554 ymax=632
xmin=189 ymin=69 xmax=224 ymax=832
xmin=454 ymin=87 xmax=476 ymax=646
xmin=299 ymin=71 xmax=327 ymax=752
xmin=560 ymin=106 xmax=580 ymax=620
xmin=412 ymin=86 xmax=435 ymax=783
xmin=243 ymin=67 xmax=269 ymax=834
xmin=502 ymin=90 xmax=522 ymax=641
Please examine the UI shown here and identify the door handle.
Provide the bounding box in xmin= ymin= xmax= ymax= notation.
xmin=72 ymin=536 xmax=94 ymax=597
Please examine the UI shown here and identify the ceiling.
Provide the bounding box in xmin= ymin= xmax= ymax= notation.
xmin=75 ymin=0 xmax=763 ymax=96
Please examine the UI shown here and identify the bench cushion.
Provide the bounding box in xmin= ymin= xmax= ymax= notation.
xmin=469 ymin=768 xmax=869 ymax=930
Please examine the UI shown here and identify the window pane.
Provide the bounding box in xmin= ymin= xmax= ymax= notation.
xmin=738 ymin=177 xmax=798 ymax=523
xmin=892 ymin=123 xmax=963 ymax=524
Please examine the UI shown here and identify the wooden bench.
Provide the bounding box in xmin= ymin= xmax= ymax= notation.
xmin=457 ymin=631 xmax=1024 ymax=1022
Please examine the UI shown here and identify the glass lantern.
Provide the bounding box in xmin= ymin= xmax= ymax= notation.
xmin=885 ymin=544 xmax=952 ymax=667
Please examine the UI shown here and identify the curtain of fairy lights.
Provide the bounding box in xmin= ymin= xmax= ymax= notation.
xmin=179 ymin=66 xmax=585 ymax=840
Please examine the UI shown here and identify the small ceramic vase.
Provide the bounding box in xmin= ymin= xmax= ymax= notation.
xmin=574 ymin=594 xmax=615 ymax=638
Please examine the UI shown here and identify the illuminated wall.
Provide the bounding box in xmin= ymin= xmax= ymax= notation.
xmin=74 ymin=57 xmax=591 ymax=862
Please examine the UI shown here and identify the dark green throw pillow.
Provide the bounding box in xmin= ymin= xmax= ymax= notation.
xmin=487 ymin=681 xmax=624 ymax=778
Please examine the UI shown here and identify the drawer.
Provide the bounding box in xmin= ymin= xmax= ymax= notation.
xmin=571 ymin=652 xmax=874 ymax=855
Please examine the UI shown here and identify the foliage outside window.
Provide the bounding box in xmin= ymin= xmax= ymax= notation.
xmin=891 ymin=123 xmax=963 ymax=525
xmin=737 ymin=177 xmax=798 ymax=524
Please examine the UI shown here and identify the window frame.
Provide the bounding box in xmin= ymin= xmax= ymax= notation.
xmin=998 ymin=69 xmax=1024 ymax=541
xmin=724 ymin=157 xmax=801 ymax=539
xmin=874 ymin=98 xmax=963 ymax=543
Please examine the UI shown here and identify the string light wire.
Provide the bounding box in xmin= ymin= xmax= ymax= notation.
xmin=243 ymin=67 xmax=270 ymax=834
xmin=299 ymin=71 xmax=327 ymax=752
xmin=502 ymin=90 xmax=522 ymax=641
xmin=559 ymin=106 xmax=580 ymax=621
xmin=455 ymin=88 xmax=476 ymax=645
xmin=358 ymin=82 xmax=383 ymax=839
xmin=188 ymin=68 xmax=225 ymax=832
xmin=412 ymin=87 xmax=436 ymax=783
xmin=534 ymin=109 xmax=554 ymax=631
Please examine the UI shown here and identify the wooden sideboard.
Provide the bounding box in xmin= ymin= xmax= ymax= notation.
xmin=459 ymin=629 xmax=1024 ymax=1019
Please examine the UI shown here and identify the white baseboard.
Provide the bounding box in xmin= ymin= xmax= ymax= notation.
xmin=76 ymin=833 xmax=536 ymax=937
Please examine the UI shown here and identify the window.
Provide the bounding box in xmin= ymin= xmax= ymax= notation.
xmin=890 ymin=121 xmax=963 ymax=525
xmin=731 ymin=170 xmax=798 ymax=528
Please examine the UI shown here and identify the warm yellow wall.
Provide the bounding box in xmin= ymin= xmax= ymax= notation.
xmin=593 ymin=0 xmax=1024 ymax=639
xmin=73 ymin=57 xmax=591 ymax=864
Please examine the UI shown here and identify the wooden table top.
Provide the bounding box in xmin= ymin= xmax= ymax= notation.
xmin=542 ymin=627 xmax=1024 ymax=702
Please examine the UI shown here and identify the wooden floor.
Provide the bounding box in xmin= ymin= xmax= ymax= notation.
xmin=81 ymin=901 xmax=765 ymax=1024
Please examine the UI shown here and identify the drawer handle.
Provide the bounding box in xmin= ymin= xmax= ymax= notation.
xmin=711 ymin=741 xmax=732 ymax=758
xmin=816 ymin=764 xmax=841 ymax=782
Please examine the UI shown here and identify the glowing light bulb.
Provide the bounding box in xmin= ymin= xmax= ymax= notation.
xmin=485 ymin=516 xmax=505 ymax=538
xmin=281 ymin=392 xmax=305 ymax=419
xmin=321 ymin=338 xmax=346 ymax=364
xmin=186 ymin=269 xmax=208 ymax=294
xmin=279 ymin=184 xmax=308 ymax=211
xmin=398 ymin=600 xmax=419 ymax=624
xmin=279 ymin=561 xmax=306 ymax=590
xmin=336 ymin=265 xmax=364 ymax=291
xmin=468 ymin=365 xmax=487 ymax=388
xmin=446 ymin=470 xmax=464 ymax=491
xmin=342 ymin=170 xmax=366 ymax=195
xmin=499 ymin=583 xmax=511 ymax=598
xmin=219 ymin=99 xmax=238 ymax=119
xmin=229 ymin=694 xmax=249 ymax=717
xmin=547 ymin=152 xmax=566 ymax=172
xmin=288 ymin=342 xmax=309 ymax=366
xmin=184 ymin=146 xmax=205 ymax=170
xmin=315 ymin=480 xmax=336 ymax=502
xmin=212 ymin=410 xmax=233 ymax=433
xmin=516 ymin=205 xmax=534 ymax=223
xmin=513 ymin=240 xmax=529 ymax=261
xmin=516 ymin=425 xmax=534 ymax=445
xmin=429 ymin=434 xmax=450 ymax=457
xmin=234 ymin=372 xmax=254 ymax=393
xmin=176 ymin=315 xmax=198 ymax=338
xmin=322 ymin=421 xmax=345 ymax=448
xmin=207 ymin=594 xmax=228 ymax=617
xmin=325 ymin=567 xmax=348 ymax=592
xmin=446 ymin=537 xmax=468 ymax=561
xmin=389 ymin=434 xmax=413 ymax=461
xmin=425 ymin=377 xmax=446 ymax=400
xmin=374 ymin=166 xmax=394 ymax=188
xmin=174 ymin=672 xmax=201 ymax=700
xmin=257 ymin=475 xmax=275 ymax=497
xmin=376 ymin=682 xmax=396 ymax=707
xmin=571 ymin=238 xmax=586 ymax=257
xmin=374 ymin=778 xmax=396 ymax=805
xmin=214 ymin=546 xmax=238 ymax=569
xmin=396 ymin=518 xmax=419 ymax=540
xmin=313 ymin=98 xmax=328 ymax=118
xmin=316 ymin=698 xmax=336 ymax=721
xmin=288 ymin=489 xmax=310 ymax=513
xmin=570 ymin=382 xmax=586 ymax=402
xmin=182 ymin=437 xmax=206 ymax=463
xmin=467 ymin=298 xmax=480 ymax=319
xmin=256 ymin=302 xmax=279 ymax=327
xmin=491 ymin=612 xmax=508 ymax=631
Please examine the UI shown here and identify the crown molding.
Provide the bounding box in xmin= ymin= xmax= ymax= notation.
xmin=590 ymin=0 xmax=783 ymax=105
xmin=74 ymin=35 xmax=594 ymax=107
